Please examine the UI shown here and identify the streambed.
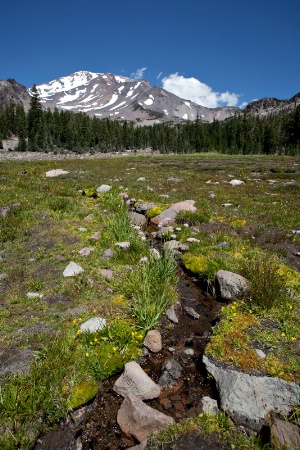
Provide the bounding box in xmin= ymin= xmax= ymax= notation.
xmin=34 ymin=266 xmax=223 ymax=450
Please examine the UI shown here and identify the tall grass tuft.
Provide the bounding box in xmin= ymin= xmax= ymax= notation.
xmin=241 ymin=256 xmax=288 ymax=310
xmin=122 ymin=255 xmax=178 ymax=330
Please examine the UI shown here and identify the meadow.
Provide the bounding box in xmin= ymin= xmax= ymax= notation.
xmin=0 ymin=153 xmax=299 ymax=449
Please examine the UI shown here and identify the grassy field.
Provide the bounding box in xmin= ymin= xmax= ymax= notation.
xmin=0 ymin=153 xmax=299 ymax=448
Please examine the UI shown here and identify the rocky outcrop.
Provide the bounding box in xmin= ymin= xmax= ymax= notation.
xmin=203 ymin=355 xmax=300 ymax=431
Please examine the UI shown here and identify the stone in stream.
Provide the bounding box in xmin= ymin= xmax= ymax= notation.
xmin=113 ymin=361 xmax=161 ymax=400
xmin=117 ymin=393 xmax=175 ymax=442
xmin=158 ymin=359 xmax=183 ymax=389
xmin=143 ymin=330 xmax=162 ymax=353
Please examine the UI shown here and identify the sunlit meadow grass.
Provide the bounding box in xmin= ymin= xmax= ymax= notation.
xmin=0 ymin=153 xmax=299 ymax=448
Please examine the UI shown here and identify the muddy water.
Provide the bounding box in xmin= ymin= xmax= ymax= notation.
xmin=34 ymin=265 xmax=223 ymax=450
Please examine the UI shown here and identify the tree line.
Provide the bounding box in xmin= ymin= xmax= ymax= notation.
xmin=0 ymin=85 xmax=299 ymax=155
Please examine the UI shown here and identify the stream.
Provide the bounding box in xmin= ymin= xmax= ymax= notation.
xmin=34 ymin=265 xmax=224 ymax=450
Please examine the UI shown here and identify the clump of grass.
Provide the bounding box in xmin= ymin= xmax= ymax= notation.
xmin=240 ymin=256 xmax=289 ymax=310
xmin=148 ymin=412 xmax=262 ymax=449
xmin=176 ymin=209 xmax=210 ymax=225
xmin=121 ymin=255 xmax=178 ymax=330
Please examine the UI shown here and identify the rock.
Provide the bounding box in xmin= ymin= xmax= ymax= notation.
xmin=198 ymin=396 xmax=219 ymax=415
xmin=84 ymin=214 xmax=94 ymax=221
xmin=128 ymin=212 xmax=147 ymax=228
xmin=96 ymin=184 xmax=112 ymax=193
xmin=151 ymin=200 xmax=196 ymax=226
xmin=215 ymin=269 xmax=249 ymax=300
xmin=63 ymin=261 xmax=84 ymax=277
xmin=137 ymin=177 xmax=146 ymax=181
xmin=78 ymin=247 xmax=94 ymax=256
xmin=217 ymin=241 xmax=228 ymax=249
xmin=0 ymin=273 xmax=8 ymax=281
xmin=113 ymin=362 xmax=161 ymax=400
xmin=26 ymin=292 xmax=44 ymax=299
xmin=149 ymin=248 xmax=161 ymax=260
xmin=157 ymin=226 xmax=173 ymax=239
xmin=184 ymin=306 xmax=200 ymax=320
xmin=101 ymin=248 xmax=114 ymax=259
xmin=158 ymin=359 xmax=183 ymax=389
xmin=45 ymin=169 xmax=69 ymax=177
xmin=229 ymin=179 xmax=245 ymax=186
xmin=135 ymin=202 xmax=156 ymax=214
xmin=186 ymin=237 xmax=200 ymax=243
xmin=255 ymin=349 xmax=266 ymax=359
xmin=130 ymin=439 xmax=148 ymax=450
xmin=203 ymin=355 xmax=300 ymax=431
xmin=0 ymin=347 xmax=34 ymax=376
xmin=117 ymin=393 xmax=174 ymax=442
xmin=270 ymin=418 xmax=300 ymax=450
xmin=115 ymin=242 xmax=131 ymax=249
xmin=89 ymin=232 xmax=100 ymax=241
xmin=99 ymin=269 xmax=113 ymax=279
xmin=165 ymin=304 xmax=179 ymax=324
xmin=144 ymin=330 xmax=162 ymax=353
xmin=167 ymin=177 xmax=182 ymax=182
xmin=80 ymin=317 xmax=106 ymax=333
xmin=163 ymin=240 xmax=180 ymax=251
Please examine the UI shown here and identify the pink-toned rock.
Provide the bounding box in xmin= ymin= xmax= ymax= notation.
xmin=144 ymin=330 xmax=162 ymax=353
xmin=113 ymin=361 xmax=161 ymax=400
xmin=117 ymin=393 xmax=175 ymax=442
xmin=99 ymin=269 xmax=113 ymax=279
xmin=150 ymin=200 xmax=196 ymax=226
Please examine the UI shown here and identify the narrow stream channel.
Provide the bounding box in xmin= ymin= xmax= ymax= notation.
xmin=35 ymin=265 xmax=224 ymax=450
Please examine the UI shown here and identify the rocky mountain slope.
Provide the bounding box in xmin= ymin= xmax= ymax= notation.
xmin=33 ymin=70 xmax=239 ymax=124
xmin=0 ymin=71 xmax=299 ymax=124
xmin=0 ymin=78 xmax=30 ymax=110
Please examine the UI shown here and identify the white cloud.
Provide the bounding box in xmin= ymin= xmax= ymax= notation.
xmin=161 ymin=73 xmax=240 ymax=108
xmin=157 ymin=71 xmax=163 ymax=79
xmin=239 ymin=101 xmax=249 ymax=109
xmin=131 ymin=67 xmax=147 ymax=80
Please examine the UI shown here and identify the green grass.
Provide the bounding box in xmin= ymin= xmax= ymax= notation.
xmin=0 ymin=153 xmax=299 ymax=448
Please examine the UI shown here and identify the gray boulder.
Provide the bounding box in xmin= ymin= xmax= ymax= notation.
xmin=215 ymin=269 xmax=249 ymax=300
xmin=113 ymin=361 xmax=161 ymax=400
xmin=135 ymin=202 xmax=156 ymax=214
xmin=128 ymin=211 xmax=147 ymax=228
xmin=203 ymin=355 xmax=300 ymax=431
xmin=117 ymin=393 xmax=174 ymax=442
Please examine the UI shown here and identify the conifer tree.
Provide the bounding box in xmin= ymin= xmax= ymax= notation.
xmin=27 ymin=84 xmax=44 ymax=151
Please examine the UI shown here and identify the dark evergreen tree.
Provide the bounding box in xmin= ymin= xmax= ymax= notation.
xmin=27 ymin=84 xmax=44 ymax=151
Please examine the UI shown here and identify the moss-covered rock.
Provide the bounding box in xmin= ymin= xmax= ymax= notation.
xmin=182 ymin=253 xmax=208 ymax=275
xmin=146 ymin=206 xmax=164 ymax=219
xmin=82 ymin=188 xmax=98 ymax=198
xmin=68 ymin=377 xmax=98 ymax=410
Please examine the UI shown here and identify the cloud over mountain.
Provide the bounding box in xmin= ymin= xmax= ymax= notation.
xmin=161 ymin=73 xmax=240 ymax=108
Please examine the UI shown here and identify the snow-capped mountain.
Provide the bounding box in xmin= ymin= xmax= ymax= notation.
xmin=33 ymin=70 xmax=239 ymax=124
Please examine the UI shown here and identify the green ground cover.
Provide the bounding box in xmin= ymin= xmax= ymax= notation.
xmin=0 ymin=153 xmax=299 ymax=448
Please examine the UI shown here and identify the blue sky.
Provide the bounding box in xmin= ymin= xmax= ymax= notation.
xmin=1 ymin=0 xmax=299 ymax=108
